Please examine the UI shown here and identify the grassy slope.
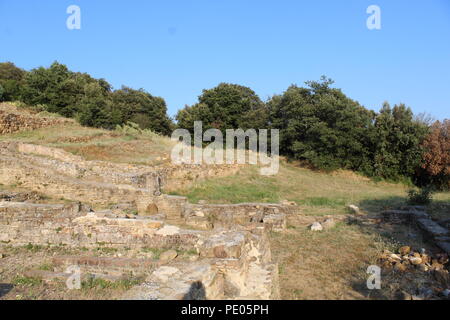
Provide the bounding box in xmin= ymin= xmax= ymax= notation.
xmin=1 ymin=106 xmax=449 ymax=300
xmin=167 ymin=161 xmax=450 ymax=218
xmin=0 ymin=122 xmax=175 ymax=167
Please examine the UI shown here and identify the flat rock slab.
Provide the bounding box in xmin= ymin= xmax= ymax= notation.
xmin=198 ymin=231 xmax=246 ymax=259
xmin=417 ymin=219 xmax=449 ymax=238
xmin=123 ymin=262 xmax=224 ymax=300
xmin=52 ymin=256 xmax=159 ymax=269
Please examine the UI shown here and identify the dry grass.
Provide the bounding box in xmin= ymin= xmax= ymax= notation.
xmin=0 ymin=122 xmax=175 ymax=166
xmin=271 ymin=213 xmax=439 ymax=300
xmin=170 ymin=160 xmax=450 ymax=217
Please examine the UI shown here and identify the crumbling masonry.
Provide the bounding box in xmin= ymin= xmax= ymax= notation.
xmin=0 ymin=141 xmax=298 ymax=299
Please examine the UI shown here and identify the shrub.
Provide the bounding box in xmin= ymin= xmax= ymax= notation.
xmin=115 ymin=121 xmax=160 ymax=140
xmin=407 ymin=187 xmax=434 ymax=205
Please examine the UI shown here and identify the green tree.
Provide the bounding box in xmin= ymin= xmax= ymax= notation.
xmin=111 ymin=87 xmax=173 ymax=135
xmin=268 ymin=77 xmax=375 ymax=172
xmin=76 ymin=82 xmax=115 ymax=129
xmin=0 ymin=62 xmax=26 ymax=101
xmin=21 ymin=62 xmax=72 ymax=115
xmin=371 ymin=102 xmax=429 ymax=179
xmin=176 ymin=83 xmax=268 ymax=133
xmin=0 ymin=84 xmax=4 ymax=101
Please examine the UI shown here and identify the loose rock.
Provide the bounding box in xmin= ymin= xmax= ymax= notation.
xmin=409 ymin=257 xmax=422 ymax=265
xmin=399 ymin=246 xmax=411 ymax=255
xmin=348 ymin=205 xmax=360 ymax=214
xmin=310 ymin=222 xmax=323 ymax=232
xmin=159 ymin=250 xmax=178 ymax=262
xmin=322 ymin=218 xmax=336 ymax=230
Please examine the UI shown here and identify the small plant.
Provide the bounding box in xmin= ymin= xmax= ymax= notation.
xmin=115 ymin=121 xmax=160 ymax=140
xmin=407 ymin=187 xmax=434 ymax=205
xmin=38 ymin=263 xmax=53 ymax=271
xmin=141 ymin=247 xmax=164 ymax=259
xmin=95 ymin=247 xmax=118 ymax=254
xmin=81 ymin=277 xmax=141 ymax=290
xmin=82 ymin=277 xmax=113 ymax=290
xmin=23 ymin=243 xmax=43 ymax=253
xmin=12 ymin=275 xmax=42 ymax=287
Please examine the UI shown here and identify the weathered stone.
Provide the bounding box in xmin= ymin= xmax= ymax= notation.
xmin=155 ymin=225 xmax=181 ymax=236
xmin=347 ymin=205 xmax=360 ymax=214
xmin=394 ymin=262 xmax=407 ymax=272
xmin=281 ymin=200 xmax=296 ymax=206
xmin=159 ymin=250 xmax=178 ymax=262
xmin=399 ymin=246 xmax=411 ymax=255
xmin=0 ymin=133 xmax=285 ymax=300
xmin=397 ymin=291 xmax=412 ymax=300
xmin=145 ymin=203 xmax=159 ymax=215
xmin=262 ymin=214 xmax=287 ymax=232
xmin=310 ymin=222 xmax=323 ymax=231
xmin=123 ymin=263 xmax=224 ymax=300
xmin=409 ymin=257 xmax=422 ymax=265
xmin=390 ymin=254 xmax=402 ymax=261
xmin=185 ymin=216 xmax=214 ymax=230
xmin=418 ymin=264 xmax=429 ymax=272
xmin=199 ymin=232 xmax=245 ymax=259
xmin=321 ymin=218 xmax=336 ymax=230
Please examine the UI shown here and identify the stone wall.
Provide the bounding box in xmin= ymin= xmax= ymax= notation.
xmin=0 ymin=202 xmax=201 ymax=249
xmin=0 ymin=104 xmax=71 ymax=135
xmin=0 ymin=199 xmax=280 ymax=300
xmin=184 ymin=203 xmax=295 ymax=231
xmin=0 ymin=142 xmax=244 ymax=214
xmin=0 ymin=202 xmax=85 ymax=244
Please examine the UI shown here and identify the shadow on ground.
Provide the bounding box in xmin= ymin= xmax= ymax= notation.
xmin=183 ymin=281 xmax=206 ymax=300
xmin=0 ymin=284 xmax=13 ymax=298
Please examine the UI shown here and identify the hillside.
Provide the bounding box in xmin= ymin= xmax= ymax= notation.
xmin=0 ymin=103 xmax=449 ymax=300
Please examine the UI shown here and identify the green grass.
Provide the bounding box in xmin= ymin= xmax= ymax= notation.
xmin=141 ymin=247 xmax=165 ymax=259
xmin=297 ymin=197 xmax=347 ymax=208
xmin=81 ymin=277 xmax=141 ymax=291
xmin=12 ymin=276 xmax=43 ymax=287
xmin=168 ymin=167 xmax=279 ymax=204
xmin=168 ymin=161 xmax=450 ymax=218
xmin=94 ymin=247 xmax=118 ymax=254
xmin=38 ymin=263 xmax=53 ymax=271
xmin=23 ymin=243 xmax=44 ymax=253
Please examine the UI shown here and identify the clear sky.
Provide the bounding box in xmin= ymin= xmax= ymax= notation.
xmin=1 ymin=0 xmax=449 ymax=120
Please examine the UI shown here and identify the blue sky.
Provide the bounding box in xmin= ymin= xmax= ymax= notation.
xmin=1 ymin=0 xmax=449 ymax=119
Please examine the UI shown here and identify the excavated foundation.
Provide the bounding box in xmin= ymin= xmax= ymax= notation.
xmin=0 ymin=142 xmax=298 ymax=300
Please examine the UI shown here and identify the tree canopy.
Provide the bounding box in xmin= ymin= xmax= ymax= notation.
xmin=1 ymin=61 xmax=447 ymax=189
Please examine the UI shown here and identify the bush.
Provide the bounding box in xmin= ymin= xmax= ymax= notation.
xmin=407 ymin=187 xmax=434 ymax=205
xmin=115 ymin=121 xmax=160 ymax=140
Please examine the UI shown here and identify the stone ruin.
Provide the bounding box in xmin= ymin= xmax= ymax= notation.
xmin=0 ymin=141 xmax=298 ymax=299
xmin=0 ymin=103 xmax=73 ymax=135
